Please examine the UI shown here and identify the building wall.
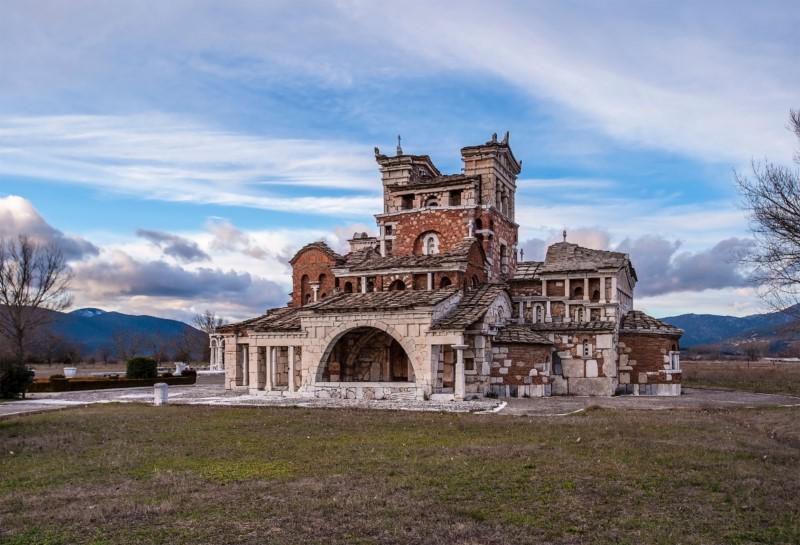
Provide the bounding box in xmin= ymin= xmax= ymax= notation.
xmin=550 ymin=331 xmax=617 ymax=396
xmin=291 ymin=247 xmax=338 ymax=307
xmin=489 ymin=343 xmax=552 ymax=397
xmin=386 ymin=208 xmax=472 ymax=256
xmin=618 ymin=333 xmax=681 ymax=394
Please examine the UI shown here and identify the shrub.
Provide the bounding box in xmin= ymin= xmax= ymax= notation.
xmin=160 ymin=371 xmax=174 ymax=378
xmin=180 ymin=368 xmax=197 ymax=377
xmin=0 ymin=364 xmax=35 ymax=398
xmin=126 ymin=357 xmax=158 ymax=379
xmin=49 ymin=373 xmax=66 ymax=380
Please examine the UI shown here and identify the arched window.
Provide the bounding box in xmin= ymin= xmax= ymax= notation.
xmin=536 ymin=306 xmax=543 ymax=323
xmin=592 ymin=289 xmax=600 ymax=302
xmin=420 ymin=232 xmax=440 ymax=255
xmin=318 ymin=273 xmax=326 ymax=285
xmin=388 ymin=279 xmax=406 ymax=291
xmin=440 ymin=276 xmax=452 ymax=288
xmin=573 ymin=286 xmax=584 ymax=299
xmin=471 ymin=275 xmax=480 ymax=289
xmin=320 ymin=292 xmax=327 ymax=299
xmin=474 ymin=218 xmax=483 ymax=231
xmin=344 ymin=282 xmax=353 ymax=293
xmin=305 ymin=293 xmax=312 ymax=304
xmin=425 ymin=195 xmax=438 ymax=208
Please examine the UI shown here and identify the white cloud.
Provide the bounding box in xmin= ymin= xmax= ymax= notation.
xmin=0 ymin=114 xmax=382 ymax=216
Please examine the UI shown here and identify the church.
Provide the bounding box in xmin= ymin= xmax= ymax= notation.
xmin=212 ymin=134 xmax=683 ymax=400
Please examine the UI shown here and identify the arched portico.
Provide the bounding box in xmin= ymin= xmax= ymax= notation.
xmin=318 ymin=326 xmax=415 ymax=382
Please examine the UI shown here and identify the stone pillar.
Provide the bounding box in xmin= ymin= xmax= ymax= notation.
xmin=311 ymin=282 xmax=320 ymax=302
xmin=518 ymin=301 xmax=524 ymax=324
xmin=541 ymin=278 xmax=547 ymax=297
xmin=248 ymin=345 xmax=258 ymax=389
xmin=565 ymin=277 xmax=571 ymax=300
xmin=583 ymin=277 xmax=589 ymax=301
xmin=600 ymin=276 xmax=607 ymax=303
xmin=611 ymin=276 xmax=618 ymax=303
xmin=564 ymin=303 xmax=571 ymax=323
xmin=361 ymin=276 xmax=367 ymax=294
xmin=545 ymin=300 xmax=552 ymax=322
xmin=427 ymin=272 xmax=433 ymax=291
xmin=270 ymin=347 xmax=277 ymax=390
xmin=265 ymin=346 xmax=273 ymax=391
xmin=288 ymin=345 xmax=295 ymax=393
xmin=452 ymin=343 xmax=468 ymax=401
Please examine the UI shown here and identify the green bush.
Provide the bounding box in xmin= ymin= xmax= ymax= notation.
xmin=126 ymin=357 xmax=157 ymax=379
xmin=0 ymin=364 xmax=35 ymax=398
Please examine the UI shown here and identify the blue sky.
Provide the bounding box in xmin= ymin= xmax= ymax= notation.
xmin=0 ymin=1 xmax=798 ymax=322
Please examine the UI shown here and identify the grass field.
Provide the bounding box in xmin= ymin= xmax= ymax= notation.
xmin=1 ymin=404 xmax=799 ymax=545
xmin=683 ymin=360 xmax=800 ymax=396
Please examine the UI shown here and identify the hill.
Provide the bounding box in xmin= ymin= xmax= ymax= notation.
xmin=44 ymin=308 xmax=207 ymax=360
xmin=661 ymin=306 xmax=800 ymax=353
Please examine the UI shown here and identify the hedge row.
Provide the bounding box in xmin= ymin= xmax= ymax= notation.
xmin=28 ymin=374 xmax=196 ymax=393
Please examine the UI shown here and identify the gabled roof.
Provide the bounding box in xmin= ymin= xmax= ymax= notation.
xmin=620 ymin=310 xmax=683 ymax=336
xmin=289 ymin=241 xmax=344 ymax=266
xmin=218 ymin=307 xmax=303 ymax=334
xmin=308 ymin=288 xmax=458 ymax=313
xmin=538 ymin=242 xmax=635 ymax=278
xmin=494 ymin=324 xmax=553 ymax=345
xmin=431 ymin=283 xmax=508 ymax=331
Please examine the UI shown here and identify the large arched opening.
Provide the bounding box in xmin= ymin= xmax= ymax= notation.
xmin=319 ymin=326 xmax=415 ymax=382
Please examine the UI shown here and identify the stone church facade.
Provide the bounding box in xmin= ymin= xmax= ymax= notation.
xmin=214 ymin=134 xmax=682 ymax=400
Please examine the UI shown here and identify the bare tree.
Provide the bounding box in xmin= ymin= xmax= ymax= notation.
xmin=738 ymin=110 xmax=800 ymax=315
xmin=193 ymin=309 xmax=224 ymax=335
xmin=741 ymin=340 xmax=767 ymax=364
xmin=0 ymin=236 xmax=72 ymax=367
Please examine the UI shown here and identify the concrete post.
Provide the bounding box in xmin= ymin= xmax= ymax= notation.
xmin=288 ymin=345 xmax=295 ymax=393
xmin=153 ymin=383 xmax=168 ymax=406
xmin=452 ymin=344 xmax=468 ymax=401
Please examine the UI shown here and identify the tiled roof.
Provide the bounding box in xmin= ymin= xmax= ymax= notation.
xmin=431 ymin=283 xmax=508 ymax=330
xmin=494 ymin=324 xmax=552 ymax=345
xmin=385 ymin=174 xmax=480 ymax=191
xmin=218 ymin=307 xmax=303 ymax=334
xmin=526 ymin=321 xmax=616 ymax=332
xmin=538 ymin=242 xmax=632 ymax=276
xmin=342 ymin=238 xmax=479 ymax=273
xmin=512 ymin=261 xmax=542 ymax=280
xmin=309 ymin=288 xmax=458 ymax=313
xmin=289 ymin=241 xmax=344 ymax=265
xmin=620 ymin=310 xmax=683 ymax=336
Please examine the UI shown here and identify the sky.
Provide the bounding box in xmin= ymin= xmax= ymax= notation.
xmin=0 ymin=0 xmax=798 ymax=323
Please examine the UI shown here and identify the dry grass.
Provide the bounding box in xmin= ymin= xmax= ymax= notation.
xmin=1 ymin=404 xmax=799 ymax=545
xmin=683 ymin=360 xmax=800 ymax=396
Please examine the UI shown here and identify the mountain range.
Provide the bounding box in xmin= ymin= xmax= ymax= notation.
xmin=661 ymin=306 xmax=800 ymax=353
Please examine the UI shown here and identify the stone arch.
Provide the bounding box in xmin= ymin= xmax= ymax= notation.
xmin=388 ymin=279 xmax=406 ymax=291
xmin=414 ymin=230 xmax=441 ymax=256
xmin=314 ymin=320 xmax=423 ymax=384
xmin=439 ymin=276 xmax=452 ymax=288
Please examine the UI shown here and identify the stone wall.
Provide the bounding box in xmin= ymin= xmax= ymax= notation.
xmin=550 ymin=331 xmax=616 ymax=396
xmin=618 ymin=333 xmax=681 ymax=395
xmin=489 ymin=343 xmax=552 ymax=397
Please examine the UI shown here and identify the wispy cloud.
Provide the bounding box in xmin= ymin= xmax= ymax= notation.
xmin=0 ymin=114 xmax=381 ymax=216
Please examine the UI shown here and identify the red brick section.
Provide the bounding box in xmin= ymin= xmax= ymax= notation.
xmin=492 ymin=344 xmax=551 ymax=385
xmin=388 ymin=208 xmax=472 ymax=256
xmin=290 ymin=247 xmax=338 ymax=307
xmin=620 ymin=332 xmax=681 ymax=384
xmin=475 ymin=209 xmax=518 ymax=281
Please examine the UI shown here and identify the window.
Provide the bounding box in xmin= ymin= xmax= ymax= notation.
xmin=384 ymin=224 xmax=393 ymax=236
xmin=385 ymin=239 xmax=393 ymax=255
xmin=582 ymin=340 xmax=590 ymax=357
xmin=500 ymin=244 xmax=508 ymax=274
xmin=536 ymin=306 xmax=543 ymax=323
xmin=401 ymin=194 xmax=414 ymax=210
xmin=471 ymin=275 xmax=480 ymax=289
xmin=388 ymin=279 xmax=406 ymax=291
xmin=576 ymin=307 xmax=584 ymax=322
xmin=573 ymin=286 xmax=583 ymax=299
xmin=424 ymin=195 xmax=438 ymax=208
xmin=465 ymin=357 xmax=475 ymax=371
xmin=344 ymin=282 xmax=353 ymax=293
xmin=440 ymin=276 xmax=452 ymax=288
xmin=422 ymin=232 xmax=440 ymax=255
xmin=449 ymin=190 xmax=462 ymax=206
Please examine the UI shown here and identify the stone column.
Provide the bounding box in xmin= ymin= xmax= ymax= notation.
xmin=270 ymin=347 xmax=277 ymax=390
xmin=611 ymin=276 xmax=618 ymax=303
xmin=248 ymin=345 xmax=260 ymax=390
xmin=288 ymin=345 xmax=295 ymax=393
xmin=565 ymin=277 xmax=571 ymax=300
xmin=564 ymin=303 xmax=571 ymax=323
xmin=541 ymin=278 xmax=547 ymax=297
xmin=311 ymin=282 xmax=320 ymax=302
xmin=361 ymin=276 xmax=367 ymax=294
xmin=265 ymin=345 xmax=273 ymax=391
xmin=545 ymin=300 xmax=552 ymax=322
xmin=583 ymin=277 xmax=589 ymax=301
xmin=452 ymin=343 xmax=468 ymax=401
xmin=427 ymin=272 xmax=433 ymax=291
xmin=600 ymin=276 xmax=607 ymax=303
xmin=518 ymin=301 xmax=524 ymax=324
xmin=241 ymin=345 xmax=250 ymax=387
